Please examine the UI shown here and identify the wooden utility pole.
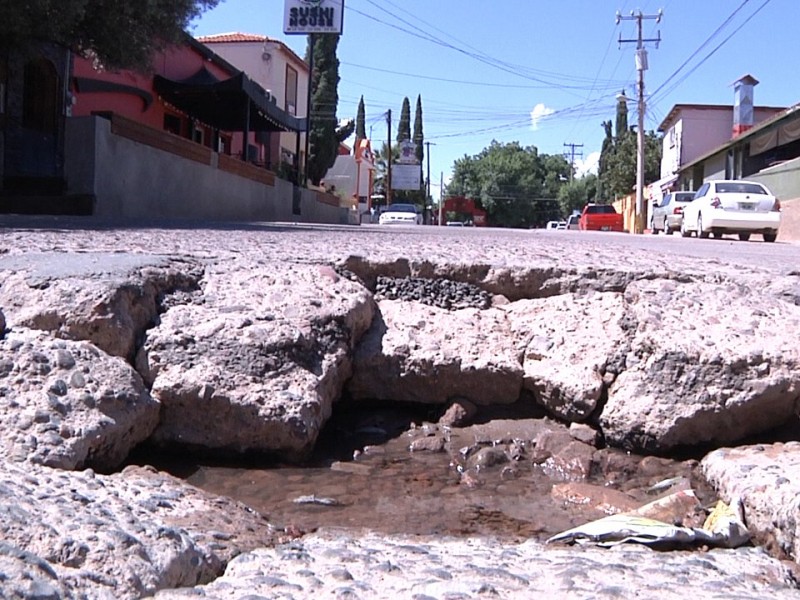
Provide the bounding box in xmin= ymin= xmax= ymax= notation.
xmin=425 ymin=141 xmax=435 ymax=223
xmin=563 ymin=142 xmax=583 ymax=182
xmin=617 ymin=9 xmax=662 ymax=234
xmin=438 ymin=171 xmax=443 ymax=226
xmin=386 ymin=109 xmax=392 ymax=205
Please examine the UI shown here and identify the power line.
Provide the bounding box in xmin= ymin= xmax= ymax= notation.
xmin=346 ymin=3 xmax=624 ymax=95
xmin=648 ymin=0 xmax=752 ymax=103
xmin=340 ymin=60 xmax=626 ymax=91
xmin=563 ymin=143 xmax=584 ymax=181
xmin=649 ymin=0 xmax=773 ymax=107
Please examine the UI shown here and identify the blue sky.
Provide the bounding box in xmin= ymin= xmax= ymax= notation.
xmin=191 ymin=0 xmax=799 ymax=196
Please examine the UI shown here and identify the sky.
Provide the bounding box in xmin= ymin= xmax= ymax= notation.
xmin=190 ymin=0 xmax=799 ymax=197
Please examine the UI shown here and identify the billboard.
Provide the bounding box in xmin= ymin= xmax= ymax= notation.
xmin=284 ymin=0 xmax=345 ymax=35
xmin=392 ymin=164 xmax=421 ymax=190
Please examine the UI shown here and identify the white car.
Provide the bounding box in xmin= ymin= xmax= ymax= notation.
xmin=565 ymin=215 xmax=580 ymax=230
xmin=546 ymin=220 xmax=567 ymax=230
xmin=680 ymin=180 xmax=781 ymax=242
xmin=651 ymin=191 xmax=695 ymax=235
xmin=378 ymin=203 xmax=422 ymax=225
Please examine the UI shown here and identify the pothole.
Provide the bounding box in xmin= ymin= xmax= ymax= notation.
xmin=127 ymin=397 xmax=719 ymax=542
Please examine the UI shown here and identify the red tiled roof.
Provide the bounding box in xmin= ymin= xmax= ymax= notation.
xmin=196 ymin=32 xmax=307 ymax=70
xmin=197 ymin=32 xmax=268 ymax=43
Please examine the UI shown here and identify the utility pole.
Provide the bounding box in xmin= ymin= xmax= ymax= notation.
xmin=386 ymin=109 xmax=392 ymax=206
xmin=563 ymin=142 xmax=583 ymax=182
xmin=438 ymin=171 xmax=444 ymax=226
xmin=425 ymin=141 xmax=435 ymax=224
xmin=617 ymin=9 xmax=661 ymax=234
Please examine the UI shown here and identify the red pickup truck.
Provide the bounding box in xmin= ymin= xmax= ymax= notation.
xmin=579 ymin=204 xmax=625 ymax=232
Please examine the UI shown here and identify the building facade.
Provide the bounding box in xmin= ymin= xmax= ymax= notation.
xmin=0 ymin=36 xmax=358 ymax=224
xmin=197 ymin=33 xmax=309 ymax=182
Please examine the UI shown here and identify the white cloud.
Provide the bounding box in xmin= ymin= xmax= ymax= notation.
xmin=575 ymin=151 xmax=600 ymax=177
xmin=529 ymin=103 xmax=555 ymax=130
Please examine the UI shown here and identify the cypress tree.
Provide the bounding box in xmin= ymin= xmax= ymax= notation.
xmin=306 ymin=33 xmax=341 ymax=186
xmin=355 ymin=95 xmax=366 ymax=140
xmin=397 ymin=97 xmax=411 ymax=142
xmin=413 ymin=95 xmax=424 ymax=165
xmin=615 ymin=92 xmax=629 ymax=139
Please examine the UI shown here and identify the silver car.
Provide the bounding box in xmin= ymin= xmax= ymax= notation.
xmin=651 ymin=191 xmax=695 ymax=235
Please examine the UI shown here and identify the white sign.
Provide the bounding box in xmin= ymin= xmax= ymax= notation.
xmin=392 ymin=164 xmax=421 ymax=190
xmin=284 ymin=0 xmax=345 ymax=35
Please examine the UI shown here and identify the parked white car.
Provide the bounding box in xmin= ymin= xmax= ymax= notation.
xmin=651 ymin=191 xmax=695 ymax=235
xmin=378 ymin=203 xmax=422 ymax=225
xmin=680 ymin=180 xmax=781 ymax=242
xmin=565 ymin=214 xmax=580 ymax=230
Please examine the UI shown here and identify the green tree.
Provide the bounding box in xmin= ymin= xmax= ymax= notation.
xmin=558 ymin=174 xmax=598 ymax=217
xmin=602 ymin=130 xmax=662 ymax=199
xmin=306 ymin=33 xmax=342 ymax=186
xmin=396 ymin=97 xmax=411 ymax=142
xmin=355 ymin=95 xmax=366 ymax=140
xmin=596 ymin=100 xmax=662 ymax=202
xmin=0 ymin=0 xmax=219 ymax=71
xmin=596 ymin=120 xmax=613 ymax=201
xmin=449 ymin=141 xmax=568 ymax=228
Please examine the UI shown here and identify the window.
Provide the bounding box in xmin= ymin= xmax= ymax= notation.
xmin=585 ymin=204 xmax=616 ymax=214
xmin=218 ymin=135 xmax=232 ymax=154
xmin=716 ymin=182 xmax=766 ymax=195
xmin=285 ymin=65 xmax=298 ymax=116
xmin=164 ymin=113 xmax=182 ymax=136
xmin=190 ymin=122 xmax=203 ymax=144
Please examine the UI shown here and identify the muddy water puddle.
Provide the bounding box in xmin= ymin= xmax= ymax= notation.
xmin=129 ymin=403 xmax=718 ymax=541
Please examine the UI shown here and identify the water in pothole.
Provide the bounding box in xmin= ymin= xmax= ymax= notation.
xmin=126 ymin=400 xmax=719 ymax=541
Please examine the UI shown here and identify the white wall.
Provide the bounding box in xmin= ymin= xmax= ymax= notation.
xmin=679 ymin=108 xmax=732 ymax=169
xmin=660 ymin=119 xmax=682 ymax=177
